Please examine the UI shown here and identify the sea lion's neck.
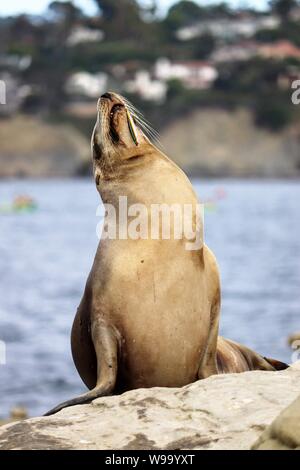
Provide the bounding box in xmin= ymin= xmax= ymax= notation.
xmin=96 ymin=143 xmax=155 ymax=175
xmin=96 ymin=143 xmax=159 ymax=200
xmin=121 ymin=143 xmax=156 ymax=161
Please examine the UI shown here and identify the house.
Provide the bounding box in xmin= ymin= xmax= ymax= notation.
xmin=210 ymin=42 xmax=258 ymax=63
xmin=0 ymin=54 xmax=32 ymax=71
xmin=67 ymin=26 xmax=104 ymax=46
xmin=176 ymin=14 xmax=280 ymax=41
xmin=0 ymin=72 xmax=31 ymax=116
xmin=155 ymin=58 xmax=218 ymax=90
xmin=109 ymin=61 xmax=145 ymax=80
xmin=65 ymin=71 xmax=108 ymax=98
xmin=124 ymin=70 xmax=167 ymax=102
xmin=257 ymin=40 xmax=300 ymax=60
xmin=290 ymin=6 xmax=300 ymax=21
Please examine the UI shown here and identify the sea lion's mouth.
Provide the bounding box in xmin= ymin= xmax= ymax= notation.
xmin=98 ymin=92 xmax=141 ymax=147
xmin=109 ymin=104 xmax=124 ymax=144
xmin=110 ymin=103 xmax=124 ymax=117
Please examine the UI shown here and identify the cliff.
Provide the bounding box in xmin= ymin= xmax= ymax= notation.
xmin=161 ymin=108 xmax=300 ymax=178
xmin=1 ymin=109 xmax=300 ymax=178
xmin=0 ymin=115 xmax=90 ymax=178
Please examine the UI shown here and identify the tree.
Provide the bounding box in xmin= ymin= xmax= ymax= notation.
xmin=255 ymin=95 xmax=293 ymax=131
xmin=93 ymin=0 xmax=145 ymax=40
xmin=27 ymin=1 xmax=84 ymax=113
xmin=48 ymin=1 xmax=82 ymax=25
xmin=94 ymin=0 xmax=116 ymax=20
xmin=164 ymin=1 xmax=203 ymax=32
xmin=269 ymin=0 xmax=298 ymax=22
xmin=207 ymin=2 xmax=232 ymax=18
xmin=192 ymin=33 xmax=216 ymax=59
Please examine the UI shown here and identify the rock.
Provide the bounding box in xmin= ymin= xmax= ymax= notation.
xmin=0 ymin=363 xmax=300 ymax=450
xmin=0 ymin=407 xmax=28 ymax=427
xmin=253 ymin=395 xmax=300 ymax=450
xmin=10 ymin=407 xmax=28 ymax=421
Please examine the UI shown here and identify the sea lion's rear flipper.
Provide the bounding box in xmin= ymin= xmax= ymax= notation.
xmin=45 ymin=321 xmax=120 ymax=416
xmin=263 ymin=357 xmax=289 ymax=371
xmin=216 ymin=337 xmax=289 ymax=374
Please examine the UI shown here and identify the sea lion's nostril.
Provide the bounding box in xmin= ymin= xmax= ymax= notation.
xmin=101 ymin=92 xmax=113 ymax=101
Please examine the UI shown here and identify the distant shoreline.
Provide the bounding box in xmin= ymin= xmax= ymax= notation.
xmin=1 ymin=175 xmax=300 ymax=182
xmin=1 ymin=109 xmax=300 ymax=179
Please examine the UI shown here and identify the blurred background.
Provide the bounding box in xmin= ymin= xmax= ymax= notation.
xmin=0 ymin=0 xmax=300 ymax=420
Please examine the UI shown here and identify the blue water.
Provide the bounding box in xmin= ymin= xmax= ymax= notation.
xmin=0 ymin=179 xmax=299 ymax=418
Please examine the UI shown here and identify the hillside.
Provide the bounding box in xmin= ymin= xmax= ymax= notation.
xmin=0 ymin=109 xmax=300 ymax=178
xmin=0 ymin=115 xmax=90 ymax=178
xmin=161 ymin=108 xmax=300 ymax=178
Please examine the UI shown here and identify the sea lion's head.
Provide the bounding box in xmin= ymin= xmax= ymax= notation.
xmin=92 ymin=92 xmax=153 ymax=182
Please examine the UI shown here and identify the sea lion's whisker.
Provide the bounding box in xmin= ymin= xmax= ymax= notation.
xmin=134 ymin=116 xmax=160 ymax=138
xmin=120 ymin=97 xmax=150 ymax=122
xmin=122 ymin=96 xmax=162 ymax=146
xmin=134 ymin=117 xmax=162 ymax=147
xmin=128 ymin=111 xmax=161 ymax=141
xmin=130 ymin=110 xmax=160 ymax=136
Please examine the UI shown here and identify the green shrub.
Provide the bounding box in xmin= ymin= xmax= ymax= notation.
xmin=254 ymin=96 xmax=293 ymax=131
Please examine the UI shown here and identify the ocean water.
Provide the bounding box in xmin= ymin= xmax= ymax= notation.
xmin=0 ymin=179 xmax=299 ymax=418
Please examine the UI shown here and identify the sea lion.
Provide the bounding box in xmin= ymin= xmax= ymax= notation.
xmin=288 ymin=332 xmax=300 ymax=347
xmin=45 ymin=92 xmax=288 ymax=416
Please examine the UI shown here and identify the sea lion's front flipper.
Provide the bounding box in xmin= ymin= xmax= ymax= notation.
xmin=44 ymin=321 xmax=120 ymax=416
xmin=198 ymin=294 xmax=220 ymax=379
xmin=198 ymin=246 xmax=221 ymax=380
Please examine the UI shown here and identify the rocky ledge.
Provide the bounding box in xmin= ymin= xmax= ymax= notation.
xmin=0 ymin=362 xmax=300 ymax=450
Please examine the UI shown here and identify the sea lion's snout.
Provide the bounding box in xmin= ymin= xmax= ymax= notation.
xmin=96 ymin=92 xmax=141 ymax=149
xmin=94 ymin=92 xmax=125 ymax=150
xmin=101 ymin=92 xmax=114 ymax=101
xmin=92 ymin=92 xmax=153 ymax=183
xmin=96 ymin=92 xmax=124 ymax=117
xmin=100 ymin=91 xmax=124 ymax=109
